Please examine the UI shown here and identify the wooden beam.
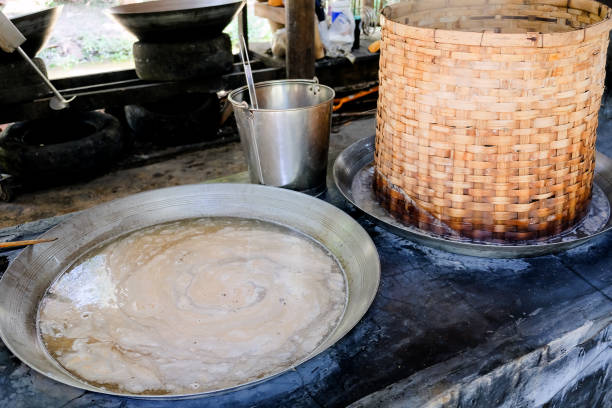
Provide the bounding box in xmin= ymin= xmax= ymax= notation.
xmin=0 ymin=67 xmax=285 ymax=124
xmin=285 ymin=0 xmax=315 ymax=79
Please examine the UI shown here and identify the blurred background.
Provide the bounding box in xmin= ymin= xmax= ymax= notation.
xmin=0 ymin=0 xmax=387 ymax=78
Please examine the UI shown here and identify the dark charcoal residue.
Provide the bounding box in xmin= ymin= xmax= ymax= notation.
xmin=0 ymin=117 xmax=611 ymax=407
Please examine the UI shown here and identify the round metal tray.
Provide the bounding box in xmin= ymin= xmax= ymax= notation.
xmin=0 ymin=184 xmax=380 ymax=399
xmin=333 ymin=136 xmax=612 ymax=258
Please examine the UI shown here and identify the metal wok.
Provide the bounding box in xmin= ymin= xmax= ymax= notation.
xmin=109 ymin=0 xmax=244 ymax=41
xmin=0 ymin=183 xmax=380 ymax=399
xmin=0 ymin=7 xmax=62 ymax=61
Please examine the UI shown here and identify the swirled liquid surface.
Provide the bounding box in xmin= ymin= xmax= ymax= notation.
xmin=38 ymin=217 xmax=346 ymax=395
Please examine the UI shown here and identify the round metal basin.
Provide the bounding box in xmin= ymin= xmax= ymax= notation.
xmin=334 ymin=136 xmax=612 ymax=258
xmin=0 ymin=7 xmax=62 ymax=62
xmin=0 ymin=183 xmax=380 ymax=398
xmin=109 ymin=0 xmax=244 ymax=41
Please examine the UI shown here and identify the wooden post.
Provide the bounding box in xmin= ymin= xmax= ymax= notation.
xmin=285 ymin=0 xmax=315 ymax=79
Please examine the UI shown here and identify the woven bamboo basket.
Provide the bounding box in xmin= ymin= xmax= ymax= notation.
xmin=374 ymin=0 xmax=612 ymax=241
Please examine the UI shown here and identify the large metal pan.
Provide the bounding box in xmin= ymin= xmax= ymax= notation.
xmin=334 ymin=136 xmax=612 ymax=258
xmin=0 ymin=183 xmax=380 ymax=399
xmin=109 ymin=0 xmax=244 ymax=41
xmin=0 ymin=7 xmax=62 ymax=61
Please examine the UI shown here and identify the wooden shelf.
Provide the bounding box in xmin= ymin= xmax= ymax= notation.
xmin=254 ymin=2 xmax=286 ymax=25
xmin=0 ymin=63 xmax=284 ymax=124
xmin=251 ymin=38 xmax=380 ymax=91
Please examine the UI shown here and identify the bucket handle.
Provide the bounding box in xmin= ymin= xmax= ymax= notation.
xmin=238 ymin=101 xmax=265 ymax=185
xmin=309 ymin=77 xmax=321 ymax=96
xmin=238 ymin=76 xmax=321 ymax=185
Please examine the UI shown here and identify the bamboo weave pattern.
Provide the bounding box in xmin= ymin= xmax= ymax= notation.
xmin=375 ymin=0 xmax=612 ymax=241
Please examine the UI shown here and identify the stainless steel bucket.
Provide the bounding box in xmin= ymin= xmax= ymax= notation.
xmin=229 ymin=78 xmax=335 ymax=196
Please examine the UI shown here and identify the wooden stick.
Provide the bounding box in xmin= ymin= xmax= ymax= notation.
xmin=0 ymin=238 xmax=57 ymax=249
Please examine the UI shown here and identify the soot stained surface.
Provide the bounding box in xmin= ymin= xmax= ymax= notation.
xmin=0 ymin=118 xmax=611 ymax=407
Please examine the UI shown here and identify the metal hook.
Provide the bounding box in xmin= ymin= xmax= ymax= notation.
xmin=310 ymin=76 xmax=321 ymax=95
xmin=238 ymin=101 xmax=254 ymax=119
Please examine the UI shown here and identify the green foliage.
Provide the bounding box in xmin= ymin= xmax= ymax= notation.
xmin=224 ymin=12 xmax=273 ymax=53
xmin=37 ymin=1 xmax=273 ymax=70
xmin=40 ymin=33 xmax=132 ymax=69
xmin=79 ymin=34 xmax=131 ymax=61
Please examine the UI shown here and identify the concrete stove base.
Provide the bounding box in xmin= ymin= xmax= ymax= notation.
xmin=0 ymin=118 xmax=610 ymax=407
